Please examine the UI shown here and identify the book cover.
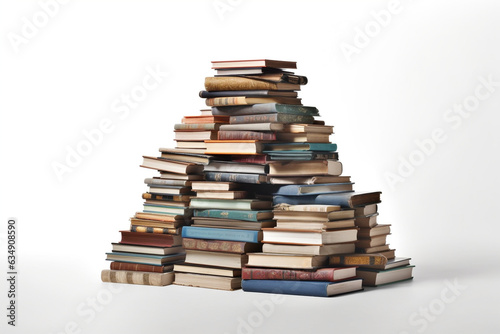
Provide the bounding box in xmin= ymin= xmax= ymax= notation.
xmin=181 ymin=226 xmax=262 ymax=243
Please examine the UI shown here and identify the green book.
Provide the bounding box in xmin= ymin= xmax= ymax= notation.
xmin=194 ymin=209 xmax=273 ymax=222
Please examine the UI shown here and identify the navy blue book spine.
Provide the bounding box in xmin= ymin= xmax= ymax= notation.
xmin=242 ymin=280 xmax=330 ymax=297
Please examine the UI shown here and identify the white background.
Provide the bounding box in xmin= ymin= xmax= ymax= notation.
xmin=1 ymin=0 xmax=499 ymax=333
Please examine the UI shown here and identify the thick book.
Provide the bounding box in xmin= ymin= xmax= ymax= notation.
xmin=193 ymin=209 xmax=273 ymax=222
xmin=241 ymin=278 xmax=363 ymax=297
xmin=242 ymin=267 xmax=357 ymax=282
xmin=204 ymin=171 xmax=268 ymax=184
xmin=105 ymin=252 xmax=185 ymax=266
xmin=218 ymin=130 xmax=276 ymax=141
xmin=229 ymin=113 xmax=314 ymax=124
xmin=274 ymin=183 xmax=354 ymax=196
xmin=109 ymin=261 xmax=174 ymax=273
xmin=174 ymin=264 xmax=242 ymax=277
xmin=274 ymin=191 xmax=382 ymax=208
xmin=119 ymin=230 xmax=182 ymax=247
xmin=211 ymin=59 xmax=297 ymax=69
xmin=184 ymin=250 xmax=249 ymax=269
xmin=262 ymin=228 xmax=358 ymax=246
xmin=268 ymin=160 xmax=343 ymax=176
xmin=101 ymin=270 xmax=174 ymax=286
xmin=190 ymin=198 xmax=272 ymax=210
xmin=212 ymin=103 xmax=319 ymax=116
xmin=206 ymin=96 xmax=302 ymax=106
xmin=262 ymin=242 xmax=355 ymax=256
xmin=181 ymin=226 xmax=262 ymax=243
xmin=140 ymin=156 xmax=203 ymax=175
xmin=205 ymin=77 xmax=300 ymax=91
xmin=356 ymin=265 xmax=414 ymax=287
xmin=205 ymin=140 xmax=263 ymax=154
xmin=174 ymin=272 xmax=242 ymax=291
xmin=355 ymin=213 xmax=379 ymax=228
xmin=182 ymin=238 xmax=262 ymax=254
xmin=246 ymin=253 xmax=329 ymax=269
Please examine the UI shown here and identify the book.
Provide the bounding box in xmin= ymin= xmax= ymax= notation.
xmin=101 ymin=270 xmax=174 ymax=286
xmin=190 ymin=198 xmax=272 ymax=210
xmin=246 ymin=253 xmax=329 ymax=269
xmin=143 ymin=204 xmax=190 ymax=216
xmin=174 ymin=264 xmax=242 ymax=277
xmin=175 ymin=141 xmax=207 ymax=149
xmin=205 ymin=77 xmax=300 ymax=91
xmin=273 ymin=204 xmax=341 ymax=213
xmin=144 ymin=178 xmax=191 ymax=187
xmin=214 ymin=67 xmax=293 ymax=76
xmin=182 ymin=238 xmax=262 ymax=254
xmin=184 ymin=250 xmax=249 ymax=269
xmin=241 ymin=278 xmax=363 ymax=297
xmin=355 ymin=244 xmax=391 ymax=254
xmin=140 ymin=156 xmax=203 ymax=174
xmin=212 ymin=103 xmax=319 ymax=116
xmin=181 ymin=226 xmax=262 ymax=243
xmin=158 ymin=172 xmax=204 ymax=180
xmin=245 ymin=73 xmax=308 ymax=85
xmin=119 ymin=230 xmax=182 ymax=247
xmin=105 ymin=252 xmax=185 ymax=266
xmin=174 ymin=130 xmax=218 ymax=141
xmin=192 ymin=218 xmax=274 ymax=230
xmin=355 ymin=213 xmax=379 ymax=228
xmin=204 ymin=161 xmax=268 ymax=174
xmin=181 ymin=115 xmax=230 ymax=124
xmin=190 ymin=181 xmax=239 ymax=191
xmin=272 ymin=210 xmax=354 ymax=222
xmin=263 ymin=142 xmax=337 ymax=151
xmin=268 ymin=175 xmax=350 ymax=185
xmin=262 ymin=242 xmax=355 ymax=256
xmin=147 ymin=186 xmax=191 ymax=195
xmin=229 ymin=113 xmax=314 ymax=124
xmin=211 ymin=59 xmax=297 ymax=69
xmin=355 ymin=234 xmax=389 ymax=248
xmin=268 ymin=160 xmax=343 ymax=176
xmin=134 ymin=211 xmax=186 ymax=222
xmin=262 ymin=228 xmax=358 ymax=246
xmin=174 ymin=272 xmax=242 ymax=291
xmin=354 ymin=204 xmax=378 ymax=216
xmin=204 ymin=171 xmax=268 ymax=184
xmin=109 ymin=262 xmax=174 ymax=273
xmin=273 ymin=183 xmax=354 ymax=196
xmin=275 ymin=132 xmax=330 ymax=143
xmin=265 ymin=151 xmax=338 ymax=161
xmin=206 ymin=96 xmax=302 ymax=106
xmin=141 ymin=193 xmax=192 ymax=202
xmin=217 ymin=130 xmax=276 ymax=141
xmin=274 ymin=191 xmax=382 ymax=208
xmin=129 ymin=218 xmax=183 ymax=229
xmin=193 ymin=209 xmax=273 ymax=222
xmin=275 ymin=219 xmax=355 ymax=231
xmin=200 ymin=90 xmax=298 ymax=98
xmin=195 ymin=190 xmax=248 ymax=200
xmin=242 ymin=266 xmax=357 ymax=282
xmin=130 ymin=225 xmax=180 ymax=235
xmin=330 ymin=253 xmax=388 ymax=268
xmin=205 ymin=140 xmax=263 ymax=154
xmin=282 ymin=124 xmax=333 ymax=133
xmin=357 ymin=224 xmax=392 ymax=238
xmin=219 ymin=123 xmax=284 ymax=132
xmin=356 ymin=265 xmax=414 ymax=286
xmin=174 ymin=123 xmax=222 ymax=131
xmin=111 ymin=243 xmax=183 ymax=255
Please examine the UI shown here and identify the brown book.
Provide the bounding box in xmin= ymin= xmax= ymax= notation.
xmin=110 ymin=261 xmax=174 ymax=273
xmin=355 ymin=234 xmax=389 ymax=248
xmin=355 ymin=213 xmax=379 ymax=228
xmin=119 ymin=230 xmax=182 ymax=247
xmin=357 ymin=224 xmax=391 ymax=238
xmin=330 ymin=253 xmax=388 ymax=268
xmin=355 ymin=244 xmax=391 ymax=254
xmin=130 ymin=225 xmax=180 ymax=235
xmin=217 ymin=131 xmax=276 ymax=141
xmin=206 ymin=96 xmax=301 ymax=106
xmin=242 ymin=266 xmax=357 ymax=282
xmin=129 ymin=218 xmax=182 ymax=229
xmin=101 ymin=269 xmax=174 ymax=286
xmin=354 ymin=204 xmax=378 ymax=216
xmin=378 ymin=249 xmax=396 ymax=260
xmin=205 ymin=77 xmax=300 ymax=92
xmin=182 ymin=238 xmax=262 ymax=254
xmin=181 ymin=115 xmax=230 ymax=124
xmin=268 ymin=160 xmax=342 ymax=176
xmin=134 ymin=211 xmax=186 ymax=222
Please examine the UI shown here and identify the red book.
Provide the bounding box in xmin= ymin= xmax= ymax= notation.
xmin=242 ymin=267 xmax=357 ymax=282
xmin=110 ymin=261 xmax=173 ymax=273
xmin=119 ymin=230 xmax=182 ymax=247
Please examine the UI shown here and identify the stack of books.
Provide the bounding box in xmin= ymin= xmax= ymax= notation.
xmin=101 ymin=152 xmax=205 ymax=286
xmin=354 ymin=203 xmax=395 ymax=259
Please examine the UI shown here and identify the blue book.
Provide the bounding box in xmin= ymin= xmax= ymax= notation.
xmin=193 ymin=209 xmax=273 ymax=222
xmin=274 ymin=183 xmax=354 ymax=196
xmin=263 ymin=143 xmax=337 ymax=152
xmin=241 ymin=279 xmax=363 ymax=297
xmin=182 ymin=226 xmax=262 ymax=243
xmin=273 ymin=191 xmax=381 ymax=208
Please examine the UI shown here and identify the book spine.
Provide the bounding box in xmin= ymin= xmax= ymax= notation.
xmin=101 ymin=270 xmax=173 ymax=286
xmin=204 ymin=171 xmax=266 ymax=184
xmin=329 ymin=254 xmax=386 ymax=266
xmin=241 ymin=280 xmax=328 ymax=297
xmin=206 ymin=97 xmax=247 ymax=106
xmin=242 ymin=268 xmax=336 ymax=281
xmin=217 ymin=131 xmax=276 ymax=141
xmin=280 ymin=74 xmax=308 ymax=85
xmin=120 ymin=231 xmax=178 ymax=247
xmin=142 ymin=193 xmax=191 ymax=202
xmin=174 ymin=123 xmax=218 ymax=130
xmin=182 ymin=238 xmax=247 ymax=253
xmin=110 ymin=261 xmax=165 ymax=273
xmin=205 ymin=77 xmax=278 ymax=91
xmin=193 ymin=209 xmax=260 ymax=222
xmin=229 ymin=113 xmax=313 ymax=124
xmin=181 ymin=226 xmax=260 ymax=243
xmin=230 ymin=155 xmax=269 ymax=164
xmin=130 ymin=225 xmax=179 ymax=235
